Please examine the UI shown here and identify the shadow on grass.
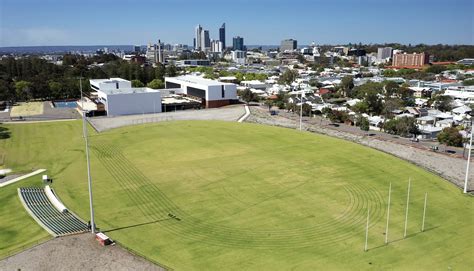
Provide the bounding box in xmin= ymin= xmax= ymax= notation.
xmin=367 ymin=226 xmax=440 ymax=252
xmin=0 ymin=126 xmax=10 ymax=139
xmin=103 ymin=217 xmax=172 ymax=233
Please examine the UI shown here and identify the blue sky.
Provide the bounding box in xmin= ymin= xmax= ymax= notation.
xmin=0 ymin=0 xmax=472 ymax=46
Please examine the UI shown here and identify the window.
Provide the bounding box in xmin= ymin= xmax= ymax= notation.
xmin=221 ymin=85 xmax=225 ymax=98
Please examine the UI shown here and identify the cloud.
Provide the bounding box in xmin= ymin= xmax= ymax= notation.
xmin=0 ymin=27 xmax=72 ymax=46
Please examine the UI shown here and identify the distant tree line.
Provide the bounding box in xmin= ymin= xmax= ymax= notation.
xmin=0 ymin=56 xmax=178 ymax=102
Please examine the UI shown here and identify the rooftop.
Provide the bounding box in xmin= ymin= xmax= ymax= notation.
xmin=100 ymin=87 xmax=159 ymax=95
xmin=90 ymin=78 xmax=130 ymax=85
xmin=166 ymin=75 xmax=232 ymax=86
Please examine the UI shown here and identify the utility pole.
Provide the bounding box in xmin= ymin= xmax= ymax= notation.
xmin=80 ymin=77 xmax=96 ymax=234
xmin=299 ymin=88 xmax=303 ymax=131
xmin=464 ymin=118 xmax=472 ymax=194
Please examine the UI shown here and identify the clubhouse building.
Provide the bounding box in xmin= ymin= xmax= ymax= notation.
xmin=83 ymin=76 xmax=237 ymax=116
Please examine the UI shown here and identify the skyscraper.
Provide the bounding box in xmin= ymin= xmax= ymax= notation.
xmin=233 ymin=36 xmax=244 ymax=51
xmin=280 ymin=39 xmax=297 ymax=52
xmin=219 ymin=23 xmax=226 ymax=49
xmin=195 ymin=24 xmax=202 ymax=51
xmin=201 ymin=29 xmax=210 ymax=51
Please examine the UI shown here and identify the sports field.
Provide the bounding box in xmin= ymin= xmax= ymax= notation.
xmin=0 ymin=120 xmax=472 ymax=270
xmin=9 ymin=102 xmax=44 ymax=117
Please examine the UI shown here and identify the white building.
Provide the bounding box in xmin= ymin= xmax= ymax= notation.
xmin=90 ymin=78 xmax=162 ymax=116
xmin=377 ymin=47 xmax=393 ymax=61
xmin=231 ymin=50 xmax=246 ymax=64
xmin=211 ymin=40 xmax=223 ymax=53
xmin=164 ymin=75 xmax=237 ymax=108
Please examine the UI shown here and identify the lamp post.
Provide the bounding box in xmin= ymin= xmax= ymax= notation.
xmin=80 ymin=77 xmax=96 ymax=233
xmin=463 ymin=113 xmax=473 ymax=194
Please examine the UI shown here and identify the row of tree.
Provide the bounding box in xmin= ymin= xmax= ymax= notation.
xmin=0 ymin=56 xmax=178 ymax=102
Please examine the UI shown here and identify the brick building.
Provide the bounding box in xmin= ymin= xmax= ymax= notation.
xmin=392 ymin=52 xmax=430 ymax=67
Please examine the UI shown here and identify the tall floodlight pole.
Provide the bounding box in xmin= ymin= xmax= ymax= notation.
xmin=404 ymin=178 xmax=411 ymax=238
xmin=364 ymin=207 xmax=370 ymax=252
xmin=299 ymin=88 xmax=303 ymax=131
xmin=464 ymin=119 xmax=473 ymax=194
xmin=80 ymin=77 xmax=96 ymax=234
xmin=385 ymin=182 xmax=392 ymax=244
xmin=421 ymin=192 xmax=428 ymax=232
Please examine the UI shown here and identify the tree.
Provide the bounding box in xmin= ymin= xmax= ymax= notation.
xmin=433 ymin=95 xmax=453 ymax=112
xmin=364 ymin=90 xmax=384 ymax=115
xmin=463 ymin=79 xmax=474 ymax=86
xmin=358 ymin=116 xmax=370 ymax=132
xmin=0 ymin=79 xmax=13 ymax=101
xmin=425 ymin=65 xmax=447 ymax=74
xmin=340 ymin=76 xmax=354 ymax=97
xmin=146 ymin=79 xmax=164 ymax=89
xmin=278 ymin=69 xmax=298 ymax=85
xmin=14 ymin=80 xmax=32 ymax=101
xmin=166 ymin=64 xmax=177 ymax=77
xmin=384 ymin=81 xmax=399 ymax=97
xmin=327 ymin=110 xmax=349 ymax=123
xmin=131 ymin=79 xmax=145 ymax=88
xmin=155 ymin=64 xmax=166 ymax=80
xmin=48 ymin=81 xmax=63 ymax=99
xmin=239 ymin=89 xmax=258 ymax=104
xmin=352 ymin=101 xmax=369 ymax=114
xmin=383 ymin=116 xmax=418 ymax=137
xmin=437 ymin=127 xmax=463 ymax=146
xmin=295 ymin=103 xmax=312 ymax=117
xmin=383 ymin=98 xmax=403 ymax=118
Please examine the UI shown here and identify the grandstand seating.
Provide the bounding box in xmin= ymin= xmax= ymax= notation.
xmin=18 ymin=187 xmax=89 ymax=236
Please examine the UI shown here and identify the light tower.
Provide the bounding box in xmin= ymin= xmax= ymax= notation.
xmin=80 ymin=77 xmax=96 ymax=234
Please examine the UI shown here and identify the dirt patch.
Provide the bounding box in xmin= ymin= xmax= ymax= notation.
xmin=0 ymin=234 xmax=166 ymax=271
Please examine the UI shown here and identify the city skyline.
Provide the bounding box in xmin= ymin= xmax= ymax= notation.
xmin=0 ymin=0 xmax=473 ymax=47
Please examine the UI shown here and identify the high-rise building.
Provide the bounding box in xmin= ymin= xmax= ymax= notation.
xmin=201 ymin=29 xmax=210 ymax=51
xmin=377 ymin=47 xmax=393 ymax=60
xmin=280 ymin=39 xmax=297 ymax=52
xmin=211 ymin=40 xmax=223 ymax=53
xmin=232 ymin=36 xmax=244 ymax=51
xmin=133 ymin=45 xmax=141 ymax=54
xmin=219 ymin=23 xmax=226 ymax=49
xmin=146 ymin=43 xmax=158 ymax=63
xmin=157 ymin=39 xmax=163 ymax=63
xmin=392 ymin=52 xmax=430 ymax=67
xmin=195 ymin=24 xmax=203 ymax=51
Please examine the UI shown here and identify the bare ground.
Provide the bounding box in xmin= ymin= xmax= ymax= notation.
xmin=0 ymin=234 xmax=166 ymax=271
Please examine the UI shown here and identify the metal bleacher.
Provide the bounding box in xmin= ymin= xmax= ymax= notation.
xmin=18 ymin=187 xmax=89 ymax=237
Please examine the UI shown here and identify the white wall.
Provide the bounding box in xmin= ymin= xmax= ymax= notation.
xmin=106 ymin=92 xmax=162 ymax=116
xmin=165 ymin=77 xmax=237 ymax=101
